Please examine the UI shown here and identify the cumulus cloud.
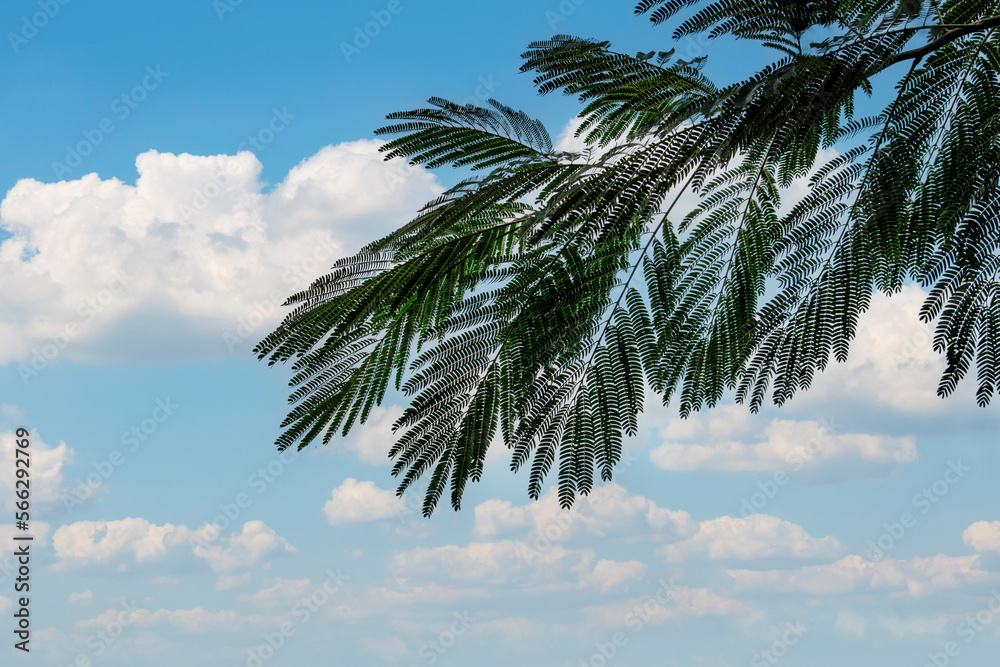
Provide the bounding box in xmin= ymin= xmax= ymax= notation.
xmin=0 ymin=141 xmax=441 ymax=366
xmin=648 ymin=406 xmax=917 ymax=480
xmin=52 ymin=518 xmax=190 ymax=569
xmin=393 ymin=539 xmax=642 ymax=593
xmin=192 ymin=520 xmax=296 ymax=573
xmin=792 ymin=285 xmax=988 ymax=414
xmin=726 ymin=554 xmax=990 ymax=597
xmin=584 ymin=559 xmax=647 ymax=593
xmin=0 ymin=428 xmax=85 ymax=512
xmin=657 ymin=514 xmax=843 ymax=563
xmin=473 ymin=483 xmax=694 ymax=542
xmin=963 ymin=521 xmax=1000 ymax=554
xmin=52 ymin=518 xmax=293 ymax=575
xmin=323 ymin=478 xmax=406 ymax=525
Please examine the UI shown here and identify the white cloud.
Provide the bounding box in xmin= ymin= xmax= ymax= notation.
xmin=68 ymin=590 xmax=93 ymax=605
xmin=0 ymin=428 xmax=85 ymax=511
xmin=554 ymin=126 xmax=838 ymax=247
xmin=793 ymin=285 xmax=987 ymax=413
xmin=776 ymin=147 xmax=840 ymax=217
xmin=0 ymin=142 xmax=441 ymax=365
xmin=52 ymin=517 xmax=190 ymax=568
xmin=963 ymin=521 xmax=1000 ymax=554
xmin=553 ymin=117 xmax=589 ymax=154
xmin=323 ymin=478 xmax=406 ymax=525
xmin=653 ymin=403 xmax=759 ymax=445
xmin=657 ymin=514 xmax=843 ymax=563
xmin=341 ymin=405 xmax=403 ymax=465
xmin=473 ymin=483 xmax=694 ymax=541
xmin=0 ymin=404 xmax=25 ymax=425
xmin=52 ymin=518 xmax=293 ymax=575
xmin=726 ymin=554 xmax=990 ymax=597
xmin=584 ymin=559 xmax=647 ymax=593
xmin=241 ymin=577 xmax=315 ymax=607
xmin=393 ymin=539 xmax=642 ymax=594
xmin=393 ymin=540 xmax=592 ymax=584
xmin=649 ymin=406 xmax=917 ymax=479
xmin=473 ymin=499 xmax=526 ymax=538
xmin=191 ymin=520 xmax=296 ymax=573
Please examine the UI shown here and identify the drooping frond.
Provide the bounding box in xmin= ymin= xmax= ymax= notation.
xmin=260 ymin=0 xmax=1000 ymax=516
xmin=376 ymin=97 xmax=553 ymax=170
xmin=520 ymin=35 xmax=717 ymax=145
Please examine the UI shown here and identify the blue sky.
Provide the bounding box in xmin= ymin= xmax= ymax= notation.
xmin=1 ymin=2 xmax=999 ymax=666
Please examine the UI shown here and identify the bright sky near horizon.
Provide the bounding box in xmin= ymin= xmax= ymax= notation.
xmin=1 ymin=1 xmax=999 ymax=666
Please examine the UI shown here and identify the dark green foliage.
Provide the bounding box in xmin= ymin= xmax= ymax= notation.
xmin=258 ymin=0 xmax=1000 ymax=515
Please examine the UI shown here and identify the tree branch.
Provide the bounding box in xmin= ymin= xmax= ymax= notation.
xmin=888 ymin=15 xmax=1000 ymax=66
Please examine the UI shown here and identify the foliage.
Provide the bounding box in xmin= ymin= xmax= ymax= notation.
xmin=257 ymin=1 xmax=1000 ymax=515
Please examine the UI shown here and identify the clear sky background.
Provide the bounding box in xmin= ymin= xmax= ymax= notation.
xmin=1 ymin=2 xmax=998 ymax=666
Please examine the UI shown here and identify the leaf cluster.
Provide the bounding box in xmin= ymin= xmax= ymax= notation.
xmin=258 ymin=0 xmax=1000 ymax=515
